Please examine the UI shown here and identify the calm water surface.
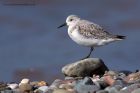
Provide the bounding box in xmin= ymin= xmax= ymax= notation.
xmin=0 ymin=0 xmax=140 ymax=82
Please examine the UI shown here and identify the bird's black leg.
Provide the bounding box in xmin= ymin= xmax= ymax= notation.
xmin=81 ymin=47 xmax=94 ymax=60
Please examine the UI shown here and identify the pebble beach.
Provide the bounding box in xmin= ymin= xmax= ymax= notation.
xmin=1 ymin=58 xmax=140 ymax=93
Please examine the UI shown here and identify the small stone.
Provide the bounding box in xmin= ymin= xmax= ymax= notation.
xmin=8 ymin=83 xmax=18 ymax=89
xmin=59 ymin=84 xmax=73 ymax=90
xmin=30 ymin=81 xmax=38 ymax=87
xmin=97 ymin=81 xmax=108 ymax=89
xmin=53 ymin=89 xmax=75 ymax=93
xmin=1 ymin=90 xmax=13 ymax=93
xmin=125 ymin=71 xmax=140 ymax=83
xmin=19 ymin=83 xmax=32 ymax=92
xmin=132 ymin=88 xmax=140 ymax=93
xmin=96 ymin=90 xmax=108 ymax=93
xmin=19 ymin=78 xmax=30 ymax=86
xmin=120 ymin=84 xmax=140 ymax=93
xmin=103 ymin=75 xmax=115 ymax=86
xmin=49 ymin=79 xmax=63 ymax=89
xmin=74 ymin=77 xmax=100 ymax=93
xmin=62 ymin=58 xmax=108 ymax=77
xmin=0 ymin=82 xmax=8 ymax=91
xmin=65 ymin=77 xmax=75 ymax=80
xmin=105 ymin=87 xmax=119 ymax=93
xmin=37 ymin=81 xmax=48 ymax=86
xmin=38 ymin=86 xmax=49 ymax=93
xmin=20 ymin=78 xmax=30 ymax=84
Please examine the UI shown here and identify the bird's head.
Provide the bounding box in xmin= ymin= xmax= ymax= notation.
xmin=58 ymin=15 xmax=80 ymax=28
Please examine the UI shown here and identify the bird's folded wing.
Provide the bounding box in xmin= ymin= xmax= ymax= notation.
xmin=77 ymin=21 xmax=113 ymax=39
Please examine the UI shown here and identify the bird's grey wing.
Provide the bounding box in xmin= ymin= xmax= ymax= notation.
xmin=77 ymin=21 xmax=113 ymax=39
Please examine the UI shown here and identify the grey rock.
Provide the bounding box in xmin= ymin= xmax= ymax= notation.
xmin=1 ymin=90 xmax=13 ymax=93
xmin=62 ymin=58 xmax=108 ymax=77
xmin=65 ymin=77 xmax=75 ymax=80
xmin=52 ymin=89 xmax=75 ymax=93
xmin=132 ymin=88 xmax=140 ymax=93
xmin=120 ymin=84 xmax=140 ymax=93
xmin=38 ymin=86 xmax=49 ymax=93
xmin=74 ymin=77 xmax=100 ymax=93
xmin=113 ymin=80 xmax=127 ymax=87
xmin=97 ymin=81 xmax=108 ymax=89
xmin=105 ymin=87 xmax=119 ymax=93
xmin=49 ymin=79 xmax=62 ymax=89
xmin=96 ymin=90 xmax=108 ymax=93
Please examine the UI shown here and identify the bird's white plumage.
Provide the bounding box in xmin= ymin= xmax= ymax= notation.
xmin=66 ymin=15 xmax=117 ymax=47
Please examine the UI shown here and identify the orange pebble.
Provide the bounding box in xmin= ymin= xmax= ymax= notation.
xmin=37 ymin=81 xmax=48 ymax=86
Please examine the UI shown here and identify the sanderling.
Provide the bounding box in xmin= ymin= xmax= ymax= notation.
xmin=58 ymin=15 xmax=125 ymax=59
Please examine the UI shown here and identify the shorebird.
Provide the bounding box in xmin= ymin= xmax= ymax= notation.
xmin=58 ymin=15 xmax=125 ymax=59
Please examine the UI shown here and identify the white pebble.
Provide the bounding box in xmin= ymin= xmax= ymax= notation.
xmin=19 ymin=78 xmax=30 ymax=86
xmin=8 ymin=83 xmax=18 ymax=89
xmin=38 ymin=86 xmax=49 ymax=92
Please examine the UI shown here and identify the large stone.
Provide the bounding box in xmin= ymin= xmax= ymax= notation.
xmin=62 ymin=58 xmax=108 ymax=77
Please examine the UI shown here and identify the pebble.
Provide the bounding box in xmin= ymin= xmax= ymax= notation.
xmin=19 ymin=83 xmax=32 ymax=92
xmin=0 ymin=82 xmax=8 ymax=91
xmin=62 ymin=58 xmax=108 ymax=77
xmin=53 ymin=89 xmax=75 ymax=93
xmin=105 ymin=86 xmax=119 ymax=93
xmin=120 ymin=84 xmax=140 ymax=93
xmin=38 ymin=86 xmax=49 ymax=93
xmin=132 ymin=88 xmax=140 ymax=93
xmin=37 ymin=81 xmax=48 ymax=86
xmin=20 ymin=78 xmax=30 ymax=84
xmin=125 ymin=71 xmax=140 ymax=83
xmin=74 ymin=77 xmax=100 ymax=93
xmin=8 ymin=83 xmax=18 ymax=89
xmin=49 ymin=79 xmax=63 ymax=89
xmin=96 ymin=90 xmax=108 ymax=93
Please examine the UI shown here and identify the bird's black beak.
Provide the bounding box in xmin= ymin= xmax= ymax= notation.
xmin=57 ymin=23 xmax=67 ymax=28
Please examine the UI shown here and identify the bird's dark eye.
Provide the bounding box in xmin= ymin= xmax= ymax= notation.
xmin=70 ymin=19 xmax=73 ymax=21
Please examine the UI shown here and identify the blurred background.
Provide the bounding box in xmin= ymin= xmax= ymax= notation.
xmin=0 ymin=0 xmax=140 ymax=83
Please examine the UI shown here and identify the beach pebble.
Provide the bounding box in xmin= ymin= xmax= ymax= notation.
xmin=53 ymin=89 xmax=76 ymax=93
xmin=8 ymin=83 xmax=18 ymax=89
xmin=120 ymin=84 xmax=140 ymax=93
xmin=19 ymin=83 xmax=32 ymax=92
xmin=125 ymin=71 xmax=140 ymax=83
xmin=62 ymin=58 xmax=108 ymax=77
xmin=38 ymin=86 xmax=49 ymax=92
xmin=105 ymin=86 xmax=120 ymax=93
xmin=1 ymin=90 xmax=13 ymax=93
xmin=37 ymin=81 xmax=48 ymax=86
xmin=49 ymin=79 xmax=63 ymax=89
xmin=59 ymin=84 xmax=73 ymax=90
xmin=132 ymin=88 xmax=140 ymax=93
xmin=96 ymin=90 xmax=108 ymax=93
xmin=74 ymin=77 xmax=100 ymax=93
xmin=19 ymin=78 xmax=30 ymax=86
xmin=0 ymin=82 xmax=8 ymax=91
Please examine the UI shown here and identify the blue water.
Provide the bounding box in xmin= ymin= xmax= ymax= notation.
xmin=0 ymin=0 xmax=140 ymax=82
